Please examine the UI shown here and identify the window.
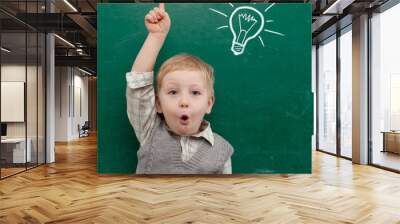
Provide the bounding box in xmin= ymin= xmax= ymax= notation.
xmin=370 ymin=2 xmax=400 ymax=171
xmin=317 ymin=35 xmax=337 ymax=154
xmin=339 ymin=26 xmax=352 ymax=158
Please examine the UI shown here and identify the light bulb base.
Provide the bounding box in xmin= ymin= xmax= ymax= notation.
xmin=231 ymin=42 xmax=245 ymax=56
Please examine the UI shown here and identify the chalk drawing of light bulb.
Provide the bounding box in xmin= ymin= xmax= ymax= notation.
xmin=229 ymin=6 xmax=264 ymax=56
xmin=210 ymin=3 xmax=285 ymax=56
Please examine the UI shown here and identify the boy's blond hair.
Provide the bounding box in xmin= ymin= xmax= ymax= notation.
xmin=156 ymin=54 xmax=214 ymax=97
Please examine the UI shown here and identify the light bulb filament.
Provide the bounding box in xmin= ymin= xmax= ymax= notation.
xmin=237 ymin=13 xmax=258 ymax=45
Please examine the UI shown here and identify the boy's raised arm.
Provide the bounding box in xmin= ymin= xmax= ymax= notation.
xmin=126 ymin=3 xmax=170 ymax=145
xmin=131 ymin=3 xmax=170 ymax=73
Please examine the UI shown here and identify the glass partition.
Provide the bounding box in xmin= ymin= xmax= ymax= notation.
xmin=1 ymin=30 xmax=28 ymax=177
xmin=0 ymin=1 xmax=46 ymax=179
xmin=317 ymin=35 xmax=337 ymax=155
xmin=371 ymin=3 xmax=400 ymax=171
xmin=339 ymin=26 xmax=352 ymax=158
xmin=38 ymin=32 xmax=45 ymax=165
xmin=27 ymin=30 xmax=38 ymax=169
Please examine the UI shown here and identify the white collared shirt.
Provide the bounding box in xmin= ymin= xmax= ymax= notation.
xmin=126 ymin=71 xmax=232 ymax=174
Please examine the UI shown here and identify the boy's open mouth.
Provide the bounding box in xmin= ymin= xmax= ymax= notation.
xmin=179 ymin=115 xmax=189 ymax=125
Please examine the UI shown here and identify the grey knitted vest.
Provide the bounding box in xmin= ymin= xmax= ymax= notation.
xmin=136 ymin=116 xmax=234 ymax=174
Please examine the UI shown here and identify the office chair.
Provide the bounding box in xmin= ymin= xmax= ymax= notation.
xmin=79 ymin=121 xmax=90 ymax=138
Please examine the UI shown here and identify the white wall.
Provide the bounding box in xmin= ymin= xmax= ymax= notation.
xmin=312 ymin=45 xmax=316 ymax=150
xmin=1 ymin=82 xmax=25 ymax=122
xmin=55 ymin=67 xmax=89 ymax=141
xmin=1 ymin=65 xmax=25 ymax=131
xmin=76 ymin=70 xmax=89 ymax=138
xmin=55 ymin=66 xmax=69 ymax=141
xmin=71 ymin=72 xmax=89 ymax=138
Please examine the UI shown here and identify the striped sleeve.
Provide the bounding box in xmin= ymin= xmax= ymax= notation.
xmin=126 ymin=71 xmax=157 ymax=146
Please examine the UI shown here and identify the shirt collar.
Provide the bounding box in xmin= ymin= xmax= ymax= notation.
xmin=165 ymin=120 xmax=214 ymax=146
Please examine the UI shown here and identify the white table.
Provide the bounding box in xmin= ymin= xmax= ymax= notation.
xmin=1 ymin=138 xmax=31 ymax=163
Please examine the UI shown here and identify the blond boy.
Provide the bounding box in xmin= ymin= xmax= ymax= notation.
xmin=126 ymin=3 xmax=233 ymax=174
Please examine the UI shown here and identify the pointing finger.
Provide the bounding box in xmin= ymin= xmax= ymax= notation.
xmin=159 ymin=3 xmax=165 ymax=11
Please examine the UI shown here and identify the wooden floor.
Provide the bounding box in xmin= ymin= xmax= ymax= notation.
xmin=1 ymin=135 xmax=400 ymax=223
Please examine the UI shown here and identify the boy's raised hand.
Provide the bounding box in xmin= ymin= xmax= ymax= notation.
xmin=145 ymin=3 xmax=171 ymax=36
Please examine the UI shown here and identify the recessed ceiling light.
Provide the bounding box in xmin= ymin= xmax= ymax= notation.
xmin=78 ymin=67 xmax=92 ymax=76
xmin=54 ymin=34 xmax=75 ymax=48
xmin=63 ymin=0 xmax=78 ymax=12
xmin=1 ymin=47 xmax=11 ymax=53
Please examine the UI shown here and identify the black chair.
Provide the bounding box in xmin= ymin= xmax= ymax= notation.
xmin=79 ymin=121 xmax=90 ymax=138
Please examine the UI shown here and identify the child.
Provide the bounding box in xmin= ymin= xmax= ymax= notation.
xmin=126 ymin=3 xmax=234 ymax=174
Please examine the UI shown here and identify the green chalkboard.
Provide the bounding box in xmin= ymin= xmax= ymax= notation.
xmin=98 ymin=3 xmax=312 ymax=174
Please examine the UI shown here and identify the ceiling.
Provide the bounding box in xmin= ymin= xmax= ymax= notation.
xmin=0 ymin=0 xmax=391 ymax=75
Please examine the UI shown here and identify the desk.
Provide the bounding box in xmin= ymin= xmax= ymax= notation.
xmin=1 ymin=138 xmax=31 ymax=163
xmin=381 ymin=131 xmax=400 ymax=154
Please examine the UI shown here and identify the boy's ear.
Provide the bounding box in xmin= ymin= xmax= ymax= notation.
xmin=206 ymin=95 xmax=215 ymax=114
xmin=155 ymin=95 xmax=163 ymax=113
